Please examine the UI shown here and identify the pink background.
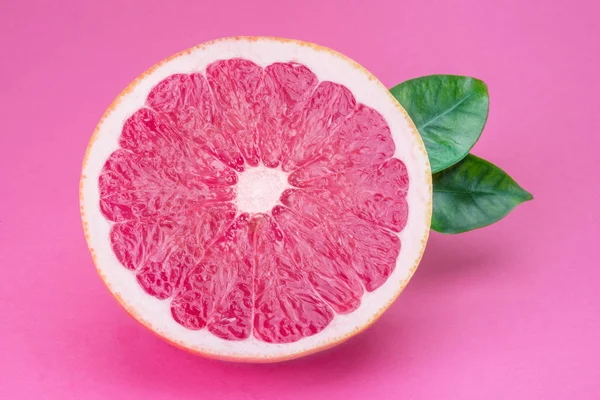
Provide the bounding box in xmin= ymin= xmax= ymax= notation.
xmin=1 ymin=0 xmax=599 ymax=398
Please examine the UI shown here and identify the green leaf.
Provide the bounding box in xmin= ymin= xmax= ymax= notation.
xmin=432 ymin=154 xmax=533 ymax=234
xmin=390 ymin=75 xmax=489 ymax=173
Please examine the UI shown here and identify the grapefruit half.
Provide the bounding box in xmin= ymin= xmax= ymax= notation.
xmin=80 ymin=37 xmax=432 ymax=362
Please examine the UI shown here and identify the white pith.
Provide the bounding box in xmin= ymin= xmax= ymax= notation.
xmin=81 ymin=37 xmax=432 ymax=360
xmin=235 ymin=166 xmax=290 ymax=213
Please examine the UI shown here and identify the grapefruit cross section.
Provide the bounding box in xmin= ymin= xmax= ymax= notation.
xmin=81 ymin=37 xmax=432 ymax=362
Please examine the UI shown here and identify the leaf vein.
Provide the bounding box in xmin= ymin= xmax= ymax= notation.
xmin=418 ymin=92 xmax=476 ymax=131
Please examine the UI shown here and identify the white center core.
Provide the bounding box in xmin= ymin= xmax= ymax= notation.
xmin=236 ymin=165 xmax=290 ymax=213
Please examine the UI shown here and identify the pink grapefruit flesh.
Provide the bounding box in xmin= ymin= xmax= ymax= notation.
xmin=81 ymin=37 xmax=431 ymax=361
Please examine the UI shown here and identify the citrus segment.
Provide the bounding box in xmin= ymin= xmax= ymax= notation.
xmin=288 ymin=104 xmax=396 ymax=185
xmin=291 ymin=158 xmax=409 ymax=232
xmin=271 ymin=204 xmax=364 ymax=314
xmin=206 ymin=59 xmax=264 ymax=168
xmin=279 ymin=189 xmax=400 ymax=292
xmin=120 ymin=108 xmax=238 ymax=186
xmin=253 ymin=214 xmax=335 ymax=343
xmin=259 ymin=62 xmax=318 ymax=168
xmin=109 ymin=203 xmax=237 ymax=297
xmin=171 ymin=214 xmax=254 ymax=340
xmin=99 ymin=149 xmax=235 ymax=222
xmin=145 ymin=73 xmax=213 ymax=142
xmin=147 ymin=72 xmax=245 ymax=172
xmin=281 ymin=82 xmax=356 ymax=172
xmin=136 ymin=248 xmax=192 ymax=300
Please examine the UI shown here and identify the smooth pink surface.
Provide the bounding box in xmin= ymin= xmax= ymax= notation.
xmin=1 ymin=0 xmax=598 ymax=398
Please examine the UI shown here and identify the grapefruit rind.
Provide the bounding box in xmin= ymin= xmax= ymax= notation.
xmin=80 ymin=36 xmax=432 ymax=362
